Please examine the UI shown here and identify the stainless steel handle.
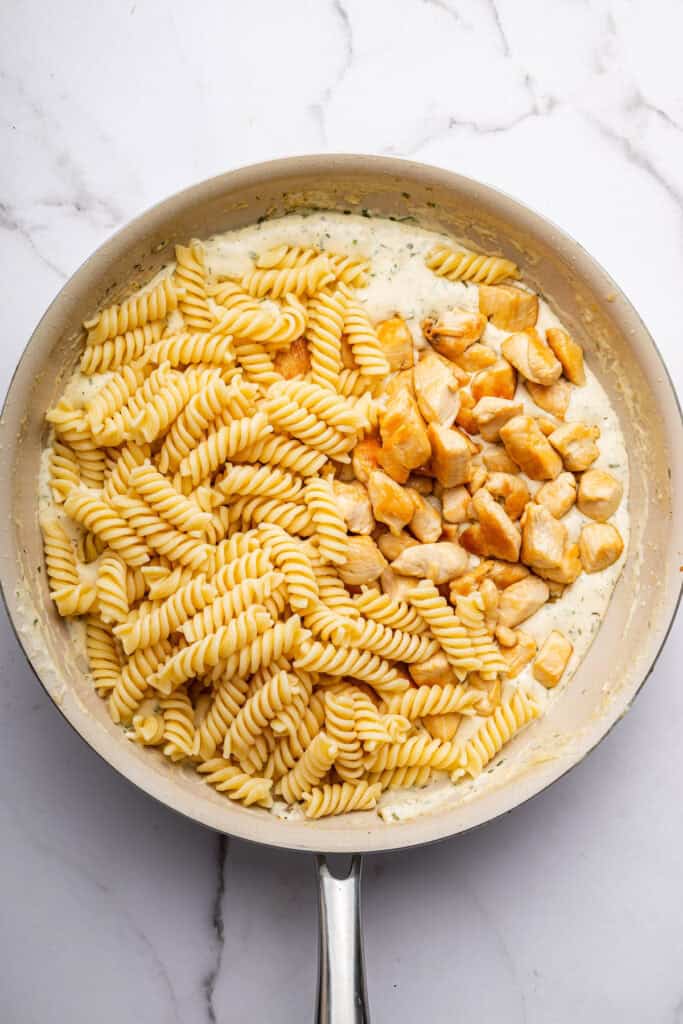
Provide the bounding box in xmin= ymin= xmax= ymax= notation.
xmin=315 ymin=854 xmax=370 ymax=1023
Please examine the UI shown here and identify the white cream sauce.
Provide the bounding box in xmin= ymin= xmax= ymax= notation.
xmin=39 ymin=211 xmax=630 ymax=822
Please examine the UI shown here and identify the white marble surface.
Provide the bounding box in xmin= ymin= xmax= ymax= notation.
xmin=2 ymin=1 xmax=683 ymax=1020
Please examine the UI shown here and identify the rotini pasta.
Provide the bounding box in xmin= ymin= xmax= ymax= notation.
xmin=174 ymin=241 xmax=214 ymax=330
xmin=303 ymin=781 xmax=381 ymax=818
xmin=425 ymin=243 xmax=519 ymax=285
xmin=307 ymin=287 xmax=346 ymax=391
xmin=80 ymin=322 xmax=163 ymax=374
xmin=341 ymin=292 xmax=390 ymax=378
xmin=198 ymin=759 xmax=274 ymax=808
xmin=114 ymin=575 xmax=215 ymax=654
xmin=84 ymin=276 xmax=180 ymax=344
xmin=276 ymin=731 xmax=338 ymax=804
xmin=85 ymin=615 xmax=121 ymax=694
xmin=304 ymin=477 xmax=349 ymax=565
xmin=407 ymin=581 xmax=483 ymax=679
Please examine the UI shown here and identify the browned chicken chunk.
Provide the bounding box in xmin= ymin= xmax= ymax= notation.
xmin=501 ymin=631 xmax=537 ymax=678
xmin=453 ymin=343 xmax=497 ymax=372
xmin=577 ymin=469 xmax=623 ymax=521
xmin=376 ymin=316 xmax=414 ymax=371
xmin=487 ymin=560 xmax=530 ymax=589
xmin=483 ymin=449 xmax=520 ymax=475
xmin=534 ymin=472 xmax=577 ymax=518
xmin=499 ymin=415 xmax=563 ymax=480
xmin=471 ymin=359 xmax=517 ymax=402
xmin=471 ymin=488 xmax=521 ymax=562
xmin=422 ymin=307 xmax=486 ymax=359
xmin=407 ymin=488 xmax=442 ymax=543
xmin=409 ymin=651 xmax=458 ymax=687
xmin=377 ymin=530 xmax=418 ymax=561
xmin=520 ymin=503 xmax=567 ymax=570
xmin=525 ymin=379 xmax=572 ymax=420
xmin=548 ymin=422 xmax=600 ymax=472
xmin=273 ymin=337 xmax=310 ymax=379
xmin=338 ymin=535 xmax=387 ymax=585
xmin=414 ymin=350 xmax=461 ymax=427
xmin=578 ymin=523 xmax=624 ymax=573
xmin=473 ymin=396 xmax=524 ymax=442
xmin=479 ymin=284 xmax=539 ymax=331
xmin=422 ymin=713 xmax=462 ymax=742
xmin=546 ymin=327 xmax=585 ymax=386
xmin=367 ymin=469 xmax=415 ymax=536
xmin=352 ymin=436 xmax=381 ymax=484
xmin=442 ymin=485 xmax=472 ymax=523
xmin=379 ymin=566 xmax=416 ymax=602
xmin=485 ymin=472 xmax=530 ymax=520
xmin=455 ymin=389 xmax=478 ymax=434
xmin=535 ymin=542 xmax=582 ymax=585
xmin=332 ymin=480 xmax=374 ymax=535
xmin=428 ymin=423 xmax=472 ymax=487
xmin=497 ymin=575 xmax=550 ymax=628
xmin=533 ymin=630 xmax=573 ymax=688
xmin=391 ymin=541 xmax=468 ymax=584
xmin=501 ymin=329 xmax=563 ymax=386
xmin=379 ymin=382 xmax=431 ymax=484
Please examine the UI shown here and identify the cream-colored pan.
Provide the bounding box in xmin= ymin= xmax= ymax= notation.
xmin=2 ymin=156 xmax=681 ymax=1022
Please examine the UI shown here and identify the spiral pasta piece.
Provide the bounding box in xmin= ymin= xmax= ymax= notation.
xmin=156 ymin=374 xmax=249 ymax=474
xmin=84 ymin=276 xmax=180 ymax=344
xmin=46 ymin=402 xmax=107 ymax=489
xmin=242 ymin=254 xmax=334 ymax=299
xmin=131 ymin=368 xmax=210 ymax=444
xmin=337 ymin=369 xmax=381 ymax=398
xmin=149 ymin=329 xmax=234 ymax=367
xmin=264 ymin=393 xmax=354 ymax=458
xmin=271 ymin=379 xmax=360 ymax=433
xmin=303 ymin=781 xmax=381 ymax=818
xmin=96 ymin=552 xmax=129 ymax=624
xmin=368 ymin=765 xmax=433 ymax=792
xmin=231 ymin=434 xmax=327 ymax=478
xmin=146 ymin=564 xmax=194 ymax=600
xmin=341 ymin=295 xmax=390 ymax=378
xmin=80 ymin=322 xmax=163 ymax=374
xmin=208 ymin=547 xmax=271 ymax=588
xmin=103 ymin=442 xmax=150 ymax=500
xmin=276 ymin=731 xmax=338 ymax=804
xmin=302 ymin=601 xmax=352 ymax=645
xmin=215 ymin=463 xmax=303 ymax=503
xmin=114 ymin=575 xmax=215 ymax=654
xmin=63 ymin=489 xmax=150 ymax=567
xmin=129 ymin=462 xmax=212 ymax=534
xmin=177 ymin=412 xmax=271 ymax=486
xmin=258 ymin=524 xmax=318 ymax=612
xmin=324 ymin=691 xmax=364 ymax=781
xmin=108 ymin=639 xmax=173 ymax=724
xmin=225 ymin=669 xmax=300 ymax=761
xmin=407 ymin=581 xmax=483 ymax=678
xmin=41 ymin=517 xmax=79 ymax=596
xmin=352 ymin=691 xmax=403 ymax=750
xmin=264 ymin=693 xmax=326 ymax=780
xmin=304 ymin=478 xmax=348 ymax=566
xmin=94 ymin=363 xmax=175 ymax=446
xmin=233 ymin=338 xmax=280 ymax=386
xmin=454 ymin=591 xmax=507 ymax=678
xmin=85 ymin=362 xmax=149 ymax=434
xmin=453 ymin=687 xmax=541 ymax=779
xmin=110 ymin=494 xmax=208 ymax=570
xmin=49 ymin=441 xmax=80 ymax=502
xmin=386 ymin=683 xmax=483 ymax=720
xmin=85 ymin=615 xmax=121 ymax=694
xmin=157 ymin=689 xmax=196 ymax=761
xmin=306 ymin=287 xmax=345 ymax=391
xmin=311 ymin=561 xmax=359 ymax=620
xmin=353 ymin=588 xmax=427 ymax=634
xmin=181 ymin=573 xmax=284 ymax=643
xmin=425 ymin=244 xmax=519 ymax=285
xmin=174 ymin=241 xmax=214 ymax=330
xmin=205 ymin=616 xmax=306 ymax=687
xmin=132 ymin=701 xmax=165 ymax=746
xmin=226 ymin=496 xmax=314 ymax=538
xmin=254 ymin=246 xmax=369 ymax=287
xmin=198 ymin=759 xmax=274 ymax=808
xmin=349 ymin=618 xmax=439 ymax=663
xmin=208 ymin=283 xmax=306 ymax=344
xmin=293 ymin=640 xmax=409 ymax=693
xmin=195 ymin=676 xmax=250 ymax=760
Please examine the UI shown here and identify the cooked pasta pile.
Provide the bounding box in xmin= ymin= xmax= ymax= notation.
xmin=40 ymin=228 xmax=626 ymax=820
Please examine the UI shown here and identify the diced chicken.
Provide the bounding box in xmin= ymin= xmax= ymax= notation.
xmin=449 ymin=562 xmax=492 ymax=598
xmin=468 ymin=462 xmax=488 ymax=494
xmin=495 ymin=624 xmax=518 ymax=647
xmin=382 ymin=368 xmax=415 ymax=402
xmin=536 ymin=417 xmax=558 ymax=436
xmin=577 ymin=469 xmax=623 ymax=522
xmin=533 ymin=630 xmax=573 ymax=688
xmin=549 ymin=422 xmax=600 ymax=472
xmin=422 ymin=713 xmax=462 ymax=742
xmin=535 ymin=542 xmax=582 ymax=585
xmin=352 ymin=436 xmax=381 ymax=484
xmin=422 ymin=307 xmax=486 ymax=359
xmin=520 ymin=503 xmax=567 ymax=570
xmin=499 ymin=415 xmax=563 ymax=481
xmin=407 ymin=474 xmax=433 ymax=495
xmin=546 ymin=580 xmax=566 ymax=600
xmin=473 ymin=396 xmax=524 ymax=442
xmin=487 ymin=560 xmax=530 ymax=589
xmin=479 ymin=284 xmax=539 ymax=331
xmin=413 ymin=350 xmax=461 ymax=427
xmin=479 ymin=577 xmax=499 ymax=630
xmin=546 ymin=327 xmax=585 ymax=386
xmin=332 ymin=480 xmax=374 ymax=535
xmin=483 ymin=449 xmax=519 ymax=475
xmin=441 ymin=523 xmax=460 ymax=543
xmin=485 ymin=472 xmax=530 ymax=520
xmin=391 ymin=541 xmax=468 ymax=584
xmin=338 ymin=535 xmax=387 ymax=586
xmin=273 ymin=337 xmax=310 ymax=379
xmin=367 ymin=469 xmax=414 ymax=536
xmin=409 ymin=651 xmax=458 ymax=687
xmin=534 ymin=472 xmax=577 ymax=518
xmin=407 ymin=488 xmax=442 ymax=543
xmin=455 ymin=389 xmax=478 ymax=434
xmin=470 ymin=488 xmax=521 ymax=562
xmin=470 ymin=679 xmax=502 ymax=716
xmin=497 ymin=576 xmax=550 ymax=628
xmin=377 ymin=530 xmax=418 ymax=561
xmin=376 ymin=316 xmax=414 ymax=371
xmin=453 ymin=343 xmax=497 ymax=372
xmin=501 ymin=631 xmax=537 ymax=678
xmin=525 ymin=379 xmax=571 ymax=420
xmin=428 ymin=423 xmax=471 ymax=487
xmin=442 ymin=485 xmax=471 ymax=523
xmin=501 ymin=329 xmax=563 ymax=386
xmin=380 ymin=566 xmax=418 ymax=603
xmin=379 ymin=383 xmax=431 ymax=484
xmin=578 ymin=523 xmax=624 ymax=573
xmin=471 ymin=359 xmax=517 ymax=402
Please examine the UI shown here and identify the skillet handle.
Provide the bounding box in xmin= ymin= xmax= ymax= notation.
xmin=315 ymin=854 xmax=370 ymax=1023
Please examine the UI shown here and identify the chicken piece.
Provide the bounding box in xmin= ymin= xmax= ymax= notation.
xmin=454 ymin=389 xmax=478 ymax=434
xmin=525 ymin=379 xmax=571 ymax=420
xmin=422 ymin=307 xmax=486 ymax=359
xmin=487 ymin=560 xmax=529 ymax=589
xmin=499 ymin=415 xmax=563 ymax=481
xmin=428 ymin=423 xmax=471 ymax=487
xmin=497 ymin=575 xmax=549 ymax=628
xmin=495 ymin=625 xmax=518 ymax=648
xmin=340 ymin=336 xmax=357 ymax=369
xmin=376 ymin=316 xmax=414 ymax=371
xmin=367 ymin=469 xmax=414 ymax=536
xmin=546 ymin=327 xmax=585 ymax=386
xmin=549 ymin=422 xmax=600 ymax=472
xmin=453 ymin=343 xmax=497 ymax=372
xmin=382 ymin=368 xmax=415 ymax=402
xmin=480 ymin=577 xmax=499 ymax=630
xmin=338 ymin=535 xmax=387 ymax=586
xmin=520 ymin=503 xmax=567 ymax=570
xmin=470 ymin=678 xmax=502 ymax=716
xmin=332 ymin=480 xmax=374 ymax=535
xmin=483 ymin=449 xmax=519 ymax=475
xmin=535 ymin=542 xmax=582 ymax=585
xmin=380 ymin=567 xmax=417 ymax=603
xmin=468 ymin=462 xmax=488 ymax=494
xmin=413 ymin=350 xmax=461 ymax=427
xmin=536 ymin=417 xmax=558 ymax=436
xmin=466 ymin=487 xmax=521 ymax=562
xmin=485 ymin=472 xmax=530 ymax=520
xmin=533 ymin=630 xmax=573 ymax=688
xmin=501 ymin=631 xmax=537 ymax=679
xmin=441 ymin=486 xmax=470 ymax=525
xmin=272 ymin=337 xmax=310 ymax=379
xmin=423 ymin=713 xmax=462 ymax=742
xmin=578 ymin=523 xmax=624 ymax=573
xmin=441 ymin=523 xmax=460 ymax=543
xmin=577 ymin=469 xmax=623 ymax=522
xmin=534 ymin=472 xmax=577 ymax=518
xmin=459 ymin=523 xmax=486 ymax=558
xmin=479 ymin=284 xmax=539 ymax=331
xmin=391 ymin=541 xmax=468 ymax=584
xmin=407 ymin=488 xmax=442 ymax=543
xmin=501 ymin=329 xmax=562 ymax=386
xmin=471 ymin=360 xmax=517 ymax=402
xmin=377 ymin=530 xmax=418 ymax=561
xmin=449 ymin=562 xmax=492 ymax=598
xmin=409 ymin=651 xmax=458 ymax=687
xmin=352 ymin=436 xmax=381 ymax=484
xmin=407 ymin=474 xmax=433 ymax=496
xmin=473 ymin=397 xmax=524 ymax=442
xmin=379 ymin=383 xmax=431 ymax=484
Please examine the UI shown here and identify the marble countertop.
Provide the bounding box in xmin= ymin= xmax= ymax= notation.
xmin=3 ymin=1 xmax=683 ymax=1021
